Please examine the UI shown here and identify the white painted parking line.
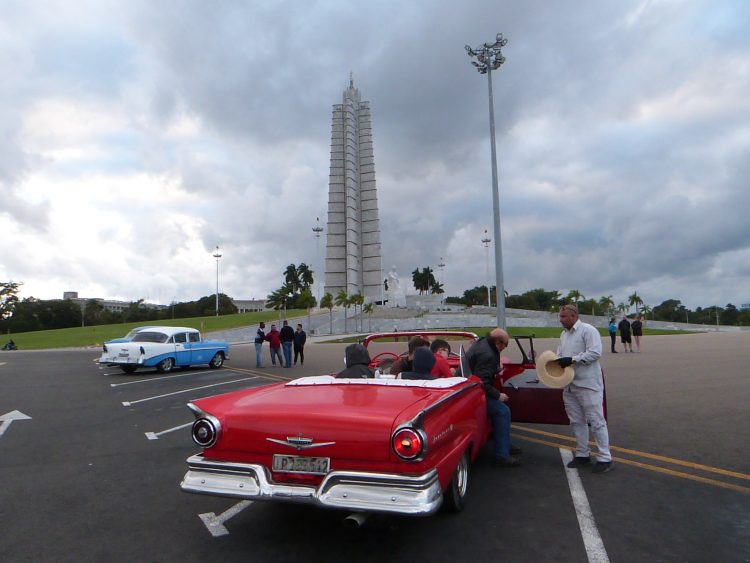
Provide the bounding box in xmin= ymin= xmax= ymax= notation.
xmin=110 ymin=370 xmax=211 ymax=387
xmin=199 ymin=501 xmax=253 ymax=537
xmin=121 ymin=377 xmax=259 ymax=406
xmin=560 ymin=448 xmax=610 ymax=563
xmin=145 ymin=421 xmax=193 ymax=440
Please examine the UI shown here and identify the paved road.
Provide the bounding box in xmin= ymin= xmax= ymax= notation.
xmin=0 ymin=332 xmax=748 ymax=562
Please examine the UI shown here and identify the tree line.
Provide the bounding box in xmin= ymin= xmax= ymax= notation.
xmin=445 ymin=286 xmax=750 ymax=326
xmin=4 ymin=273 xmax=750 ymax=334
xmin=0 ymin=284 xmax=239 ymax=333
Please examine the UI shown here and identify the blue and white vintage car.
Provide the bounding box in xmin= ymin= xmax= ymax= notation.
xmin=99 ymin=326 xmax=230 ymax=374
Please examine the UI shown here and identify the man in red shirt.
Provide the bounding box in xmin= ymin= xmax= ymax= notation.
xmin=265 ymin=324 xmax=283 ymax=367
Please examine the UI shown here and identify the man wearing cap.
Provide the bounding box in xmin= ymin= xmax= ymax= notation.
xmin=465 ymin=328 xmax=521 ymax=467
xmin=556 ymin=304 xmax=613 ymax=474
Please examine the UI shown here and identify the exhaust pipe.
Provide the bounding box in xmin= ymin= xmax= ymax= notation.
xmin=342 ymin=512 xmax=369 ymax=529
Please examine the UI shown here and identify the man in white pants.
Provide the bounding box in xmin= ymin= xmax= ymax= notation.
xmin=556 ymin=304 xmax=614 ymax=474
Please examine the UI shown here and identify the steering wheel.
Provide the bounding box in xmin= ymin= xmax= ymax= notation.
xmin=371 ymin=352 xmax=400 ymax=368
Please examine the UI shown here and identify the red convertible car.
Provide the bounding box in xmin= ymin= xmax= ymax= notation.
xmin=180 ymin=331 xmax=575 ymax=518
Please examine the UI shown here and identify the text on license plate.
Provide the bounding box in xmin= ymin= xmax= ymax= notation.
xmin=272 ymin=454 xmax=330 ymax=474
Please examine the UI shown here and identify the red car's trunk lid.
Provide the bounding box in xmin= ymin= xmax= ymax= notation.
xmin=196 ymin=382 xmax=434 ymax=463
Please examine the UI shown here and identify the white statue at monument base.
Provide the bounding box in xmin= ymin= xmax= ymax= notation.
xmin=386 ymin=266 xmax=406 ymax=308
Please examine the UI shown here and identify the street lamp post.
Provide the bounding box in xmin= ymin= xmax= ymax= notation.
xmin=212 ymin=246 xmax=222 ymax=316
xmin=438 ymin=257 xmax=446 ymax=307
xmin=481 ymin=230 xmax=492 ymax=307
xmin=312 ymin=217 xmax=324 ymax=307
xmin=466 ymin=33 xmax=508 ymax=328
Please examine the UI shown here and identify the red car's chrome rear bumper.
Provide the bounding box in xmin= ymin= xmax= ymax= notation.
xmin=181 ymin=454 xmax=443 ymax=515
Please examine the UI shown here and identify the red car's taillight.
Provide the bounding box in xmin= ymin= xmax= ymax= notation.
xmin=192 ymin=418 xmax=220 ymax=448
xmin=392 ymin=428 xmax=424 ymax=460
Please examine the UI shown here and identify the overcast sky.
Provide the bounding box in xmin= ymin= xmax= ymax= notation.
xmin=2 ymin=0 xmax=749 ymax=311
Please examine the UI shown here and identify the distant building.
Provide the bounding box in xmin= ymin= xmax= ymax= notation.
xmin=741 ymin=303 xmax=750 ymax=311
xmin=232 ymin=299 xmax=268 ymax=313
xmin=63 ymin=292 xmax=165 ymax=313
xmin=324 ymin=76 xmax=382 ymax=304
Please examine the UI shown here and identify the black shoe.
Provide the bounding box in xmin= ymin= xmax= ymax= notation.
xmin=612 ymin=350 xmax=618 ymax=353
xmin=566 ymin=456 xmax=592 ymax=468
xmin=510 ymin=444 xmax=523 ymax=455
xmin=493 ymin=456 xmax=521 ymax=468
xmin=592 ymin=461 xmax=614 ymax=474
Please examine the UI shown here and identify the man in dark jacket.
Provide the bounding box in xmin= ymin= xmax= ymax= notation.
xmin=465 ymin=328 xmax=521 ymax=467
xmin=293 ymin=324 xmax=307 ymax=365
xmin=400 ymin=347 xmax=437 ymax=380
xmin=336 ymin=344 xmax=375 ymax=378
xmin=618 ymin=316 xmax=633 ymax=353
xmin=279 ymin=320 xmax=295 ymax=368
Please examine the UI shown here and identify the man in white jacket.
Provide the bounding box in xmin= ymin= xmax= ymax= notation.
xmin=556 ymin=304 xmax=613 ymax=474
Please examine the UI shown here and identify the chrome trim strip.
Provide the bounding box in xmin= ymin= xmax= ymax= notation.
xmin=407 ymin=381 xmax=481 ymax=430
xmin=266 ymin=438 xmax=336 ymax=450
xmin=181 ymin=454 xmax=443 ymax=516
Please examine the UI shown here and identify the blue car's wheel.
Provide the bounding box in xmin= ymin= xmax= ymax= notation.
xmin=156 ymin=357 xmax=174 ymax=373
xmin=209 ymin=352 xmax=224 ymax=369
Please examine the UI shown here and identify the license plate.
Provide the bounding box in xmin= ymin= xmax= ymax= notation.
xmin=272 ymin=454 xmax=330 ymax=475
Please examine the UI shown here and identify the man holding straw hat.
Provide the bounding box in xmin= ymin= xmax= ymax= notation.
xmin=556 ymin=304 xmax=613 ymax=474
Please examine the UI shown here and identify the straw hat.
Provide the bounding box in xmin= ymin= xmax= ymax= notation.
xmin=535 ymin=350 xmax=574 ymax=388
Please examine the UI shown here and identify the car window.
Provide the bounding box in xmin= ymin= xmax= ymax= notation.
xmin=188 ymin=332 xmax=201 ymax=343
xmin=132 ymin=332 xmax=169 ymax=343
xmin=174 ymin=332 xmax=188 ymax=344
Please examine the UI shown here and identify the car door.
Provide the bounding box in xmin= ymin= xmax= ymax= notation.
xmin=186 ymin=331 xmax=204 ymax=364
xmin=497 ymin=336 xmax=573 ymax=425
xmin=172 ymin=332 xmax=190 ymax=365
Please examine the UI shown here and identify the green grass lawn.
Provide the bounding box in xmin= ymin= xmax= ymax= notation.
xmin=2 ymin=310 xmax=307 ymax=350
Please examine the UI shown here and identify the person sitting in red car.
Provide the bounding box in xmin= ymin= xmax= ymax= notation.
xmin=430 ymin=339 xmax=454 ymax=378
xmin=400 ymin=348 xmax=437 ymax=380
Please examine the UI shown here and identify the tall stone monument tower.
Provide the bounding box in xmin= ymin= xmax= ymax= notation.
xmin=324 ymin=76 xmax=382 ymax=303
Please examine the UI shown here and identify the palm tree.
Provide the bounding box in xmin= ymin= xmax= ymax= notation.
xmin=430 ymin=280 xmax=444 ymax=295
xmin=297 ymin=288 xmax=316 ymax=330
xmin=297 ymin=263 xmax=314 ymax=290
xmin=363 ymin=303 xmax=374 ymax=332
xmin=284 ymin=264 xmax=301 ymax=294
xmin=566 ymin=289 xmax=584 ymax=305
xmin=598 ymin=295 xmax=615 ymax=317
xmin=350 ymin=293 xmax=364 ymax=332
xmin=320 ymin=292 xmax=334 ymax=334
xmin=640 ymin=304 xmax=652 ymax=320
xmin=628 ymin=291 xmax=644 ymax=314
xmin=266 ymin=286 xmax=290 ymax=311
xmin=335 ymin=290 xmax=349 ymax=332
xmin=617 ymin=302 xmax=627 ymax=315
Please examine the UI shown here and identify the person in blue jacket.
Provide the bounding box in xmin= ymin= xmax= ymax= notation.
xmin=608 ymin=318 xmax=618 ymax=353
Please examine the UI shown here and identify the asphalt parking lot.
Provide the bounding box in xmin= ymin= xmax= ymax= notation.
xmin=1 ymin=332 xmax=748 ymax=562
